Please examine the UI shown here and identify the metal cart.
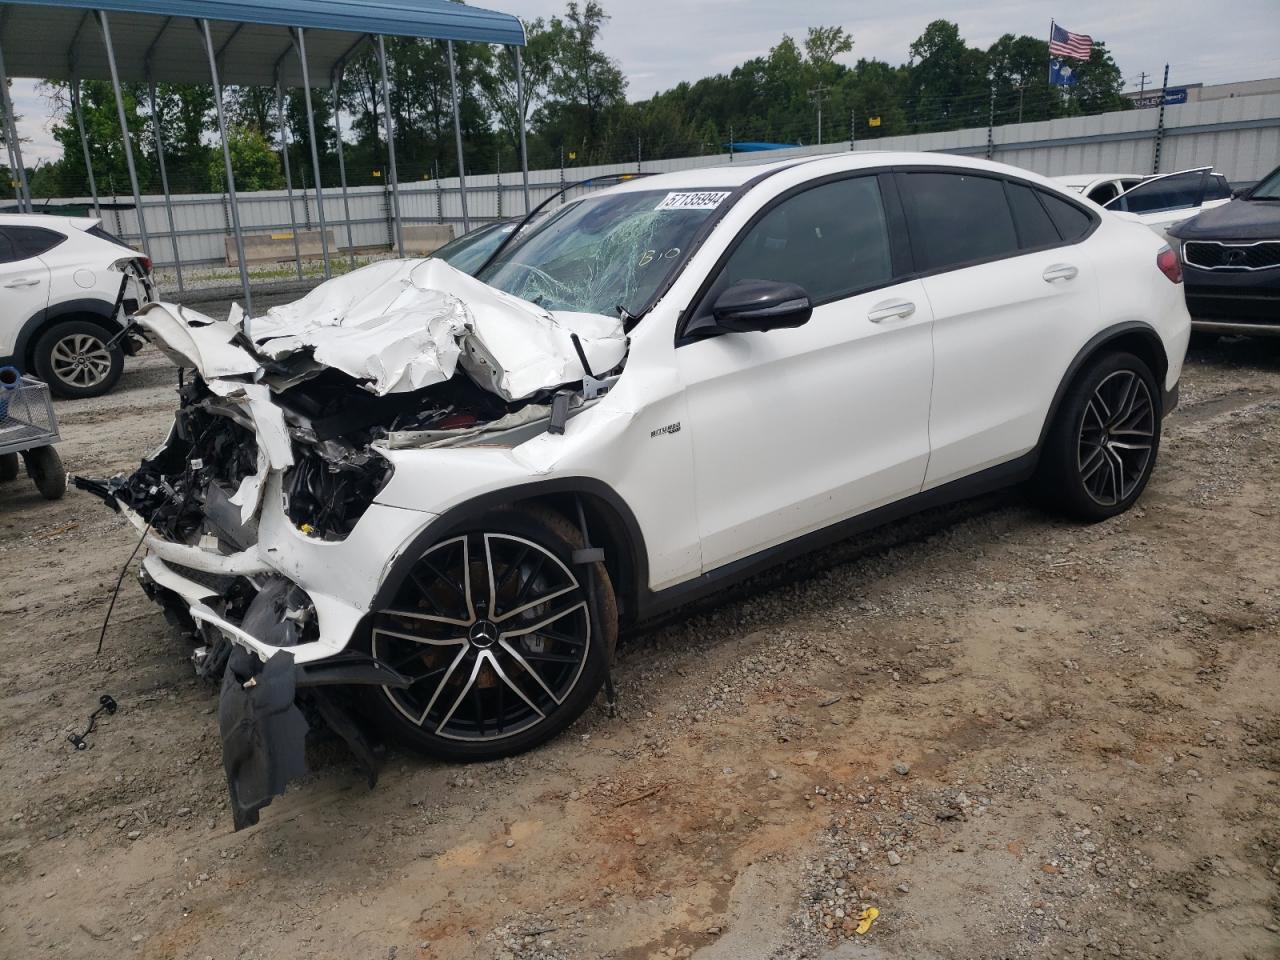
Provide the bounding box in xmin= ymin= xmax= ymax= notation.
xmin=0 ymin=372 xmax=66 ymax=500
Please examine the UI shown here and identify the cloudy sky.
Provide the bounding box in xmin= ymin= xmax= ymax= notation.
xmin=9 ymin=0 xmax=1280 ymax=164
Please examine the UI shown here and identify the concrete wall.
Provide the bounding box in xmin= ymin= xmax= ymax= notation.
xmin=76 ymin=90 xmax=1279 ymax=271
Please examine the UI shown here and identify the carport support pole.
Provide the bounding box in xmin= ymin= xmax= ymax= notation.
xmin=275 ymin=80 xmax=304 ymax=280
xmin=146 ymin=78 xmax=184 ymax=293
xmin=293 ymin=27 xmax=331 ymax=279
xmin=0 ymin=42 xmax=33 ymax=212
xmin=375 ymin=36 xmax=404 ymax=257
xmin=70 ymin=79 xmax=101 ymax=217
xmin=96 ymin=11 xmax=150 ymax=256
xmin=514 ymin=46 xmax=530 ymax=213
xmin=200 ymin=18 xmax=252 ymax=315
xmin=446 ymin=41 xmax=470 ymax=233
xmin=330 ymin=71 xmax=356 ymax=268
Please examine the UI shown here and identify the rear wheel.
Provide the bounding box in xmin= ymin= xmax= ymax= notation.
xmin=33 ymin=320 xmax=124 ymax=399
xmin=21 ymin=445 xmax=66 ymax=500
xmin=1035 ymin=351 xmax=1162 ymax=521
xmin=364 ymin=506 xmax=616 ymax=761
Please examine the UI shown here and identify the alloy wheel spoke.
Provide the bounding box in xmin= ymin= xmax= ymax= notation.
xmin=499 ymin=638 xmax=563 ymax=705
xmin=499 ymin=600 xmax=588 ymax=639
xmin=435 ymin=651 xmax=487 ymax=733
xmin=373 ymin=626 xmax=468 ymax=648
xmin=492 ymin=583 xmax=578 ymax=624
xmin=487 ymin=651 xmax=547 ymax=720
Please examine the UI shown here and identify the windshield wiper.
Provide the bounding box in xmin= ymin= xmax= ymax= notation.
xmin=474 ymin=172 xmax=657 ymax=277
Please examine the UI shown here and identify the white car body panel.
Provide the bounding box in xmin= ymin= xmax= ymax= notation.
xmin=0 ymin=213 xmax=149 ymax=362
xmin=119 ymin=151 xmax=1191 ymax=670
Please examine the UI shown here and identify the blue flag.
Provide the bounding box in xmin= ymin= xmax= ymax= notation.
xmin=1050 ymin=58 xmax=1079 ymax=87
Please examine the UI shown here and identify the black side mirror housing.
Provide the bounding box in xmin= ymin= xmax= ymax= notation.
xmin=711 ymin=279 xmax=813 ymax=333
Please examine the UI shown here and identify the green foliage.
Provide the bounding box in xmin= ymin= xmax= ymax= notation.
xmin=26 ymin=5 xmax=1131 ymax=197
xmin=209 ymin=127 xmax=284 ymax=192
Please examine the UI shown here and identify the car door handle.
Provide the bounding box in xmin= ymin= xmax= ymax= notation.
xmin=3 ymin=278 xmax=40 ymax=288
xmin=1042 ymin=264 xmax=1078 ymax=283
xmin=867 ymin=299 xmax=916 ymax=323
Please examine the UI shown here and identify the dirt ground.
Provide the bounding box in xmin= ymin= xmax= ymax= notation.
xmin=1 ymin=323 xmax=1278 ymax=960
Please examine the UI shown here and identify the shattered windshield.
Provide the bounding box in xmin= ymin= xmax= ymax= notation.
xmin=477 ymin=188 xmax=731 ymax=317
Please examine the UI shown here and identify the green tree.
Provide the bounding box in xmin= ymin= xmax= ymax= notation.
xmin=209 ymin=126 xmax=284 ymax=192
xmin=907 ymin=20 xmax=990 ymax=133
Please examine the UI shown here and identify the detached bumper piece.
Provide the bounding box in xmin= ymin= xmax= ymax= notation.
xmin=219 ymin=646 xmax=411 ymax=830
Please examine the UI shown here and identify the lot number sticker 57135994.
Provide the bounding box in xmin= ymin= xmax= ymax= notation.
xmin=654 ymin=191 xmax=731 ymax=211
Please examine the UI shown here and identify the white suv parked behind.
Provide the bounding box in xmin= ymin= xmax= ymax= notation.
xmin=92 ymin=152 xmax=1190 ymax=826
xmin=0 ymin=214 xmax=153 ymax=397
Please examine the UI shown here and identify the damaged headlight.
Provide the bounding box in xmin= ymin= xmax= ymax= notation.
xmin=282 ymin=441 xmax=393 ymax=541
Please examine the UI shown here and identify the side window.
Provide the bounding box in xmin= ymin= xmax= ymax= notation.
xmin=5 ymin=226 xmax=65 ymax=260
xmin=1039 ymin=191 xmax=1094 ymax=242
xmin=1204 ymin=175 xmax=1232 ymax=201
xmin=1108 ymin=171 xmax=1206 ymax=214
xmin=1086 ymin=182 xmax=1119 ymax=205
xmin=1007 ymin=183 xmax=1062 ymax=249
xmin=719 ymin=175 xmax=893 ymax=303
xmin=0 ymin=231 xmax=17 ymax=264
xmin=900 ymin=172 xmax=1019 ymax=272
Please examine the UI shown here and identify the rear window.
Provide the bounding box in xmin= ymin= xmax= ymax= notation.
xmin=2 ymin=225 xmax=65 ymax=259
xmin=1204 ymin=175 xmax=1232 ymax=201
xmin=1007 ymin=183 xmax=1062 ymax=248
xmin=1039 ymin=192 xmax=1094 ymax=241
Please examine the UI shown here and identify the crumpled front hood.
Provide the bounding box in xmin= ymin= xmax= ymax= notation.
xmin=135 ymin=258 xmax=627 ymax=401
xmin=1169 ymin=199 xmax=1280 ymax=241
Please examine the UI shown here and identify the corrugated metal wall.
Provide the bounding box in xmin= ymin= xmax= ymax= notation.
xmin=81 ymin=91 xmax=1279 ymax=269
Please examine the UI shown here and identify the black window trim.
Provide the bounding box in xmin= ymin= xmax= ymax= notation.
xmin=675 ymin=162 xmax=1100 ymax=347
xmin=676 ymin=166 xmax=910 ymax=345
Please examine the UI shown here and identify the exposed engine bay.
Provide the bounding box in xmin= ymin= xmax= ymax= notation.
xmin=77 ymin=258 xmax=628 ymax=827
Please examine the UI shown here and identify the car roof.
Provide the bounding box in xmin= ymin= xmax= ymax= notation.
xmin=595 ymin=151 xmax=1084 ymax=198
xmin=1052 ymin=173 xmax=1143 ymax=188
xmin=0 ymin=213 xmax=100 ymax=233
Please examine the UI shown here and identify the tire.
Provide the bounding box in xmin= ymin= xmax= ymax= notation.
xmin=32 ymin=320 xmax=124 ymax=399
xmin=364 ymin=505 xmax=618 ymax=761
xmin=0 ymin=452 xmax=18 ymax=483
xmin=21 ymin=445 xmax=66 ymax=500
xmin=1034 ymin=351 xmax=1162 ymax=522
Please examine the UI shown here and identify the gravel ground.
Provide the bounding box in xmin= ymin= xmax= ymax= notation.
xmin=1 ymin=332 xmax=1278 ymax=960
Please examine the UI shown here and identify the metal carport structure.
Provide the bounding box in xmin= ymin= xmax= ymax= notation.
xmin=0 ymin=0 xmax=530 ymax=311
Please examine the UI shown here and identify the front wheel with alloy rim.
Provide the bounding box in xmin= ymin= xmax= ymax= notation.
xmin=1035 ymin=351 xmax=1162 ymax=521
xmin=33 ymin=320 xmax=124 ymax=399
xmin=364 ymin=506 xmax=617 ymax=761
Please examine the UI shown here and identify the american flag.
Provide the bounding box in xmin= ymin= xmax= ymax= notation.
xmin=1049 ymin=22 xmax=1094 ymax=60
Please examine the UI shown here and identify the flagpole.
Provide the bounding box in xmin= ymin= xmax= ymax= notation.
xmin=1048 ymin=20 xmax=1055 ymax=85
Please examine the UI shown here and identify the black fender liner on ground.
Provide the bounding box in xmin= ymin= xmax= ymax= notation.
xmin=218 ymin=646 xmax=411 ymax=830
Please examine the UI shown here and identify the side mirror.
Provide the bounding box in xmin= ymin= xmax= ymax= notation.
xmin=711 ymin=279 xmax=813 ymax=333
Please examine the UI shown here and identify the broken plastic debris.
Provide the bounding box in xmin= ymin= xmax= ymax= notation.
xmin=854 ymin=906 xmax=880 ymax=935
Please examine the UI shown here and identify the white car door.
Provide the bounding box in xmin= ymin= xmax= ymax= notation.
xmin=676 ymin=173 xmax=934 ymax=570
xmin=895 ymin=171 xmax=1100 ymax=488
xmin=0 ymin=228 xmax=51 ymax=359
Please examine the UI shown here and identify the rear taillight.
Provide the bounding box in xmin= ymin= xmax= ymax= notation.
xmin=138 ymin=256 xmax=153 ymax=273
xmin=1156 ymin=245 xmax=1182 ymax=284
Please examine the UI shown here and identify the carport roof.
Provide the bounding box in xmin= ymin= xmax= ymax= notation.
xmin=0 ymin=0 xmax=525 ymax=86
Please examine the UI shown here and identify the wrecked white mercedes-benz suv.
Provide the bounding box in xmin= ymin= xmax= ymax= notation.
xmin=84 ymin=155 xmax=1188 ymax=828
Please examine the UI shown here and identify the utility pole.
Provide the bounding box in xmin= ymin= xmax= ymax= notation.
xmin=849 ymin=107 xmax=855 ymax=150
xmin=1017 ymin=83 xmax=1026 ymax=125
xmin=808 ymin=84 xmax=828 ymax=146
xmin=1152 ymin=64 xmax=1170 ymax=174
xmin=1135 ymin=71 xmax=1151 ymax=98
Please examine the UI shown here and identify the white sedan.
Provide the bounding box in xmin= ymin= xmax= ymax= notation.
xmin=91 ymin=151 xmax=1190 ymax=826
